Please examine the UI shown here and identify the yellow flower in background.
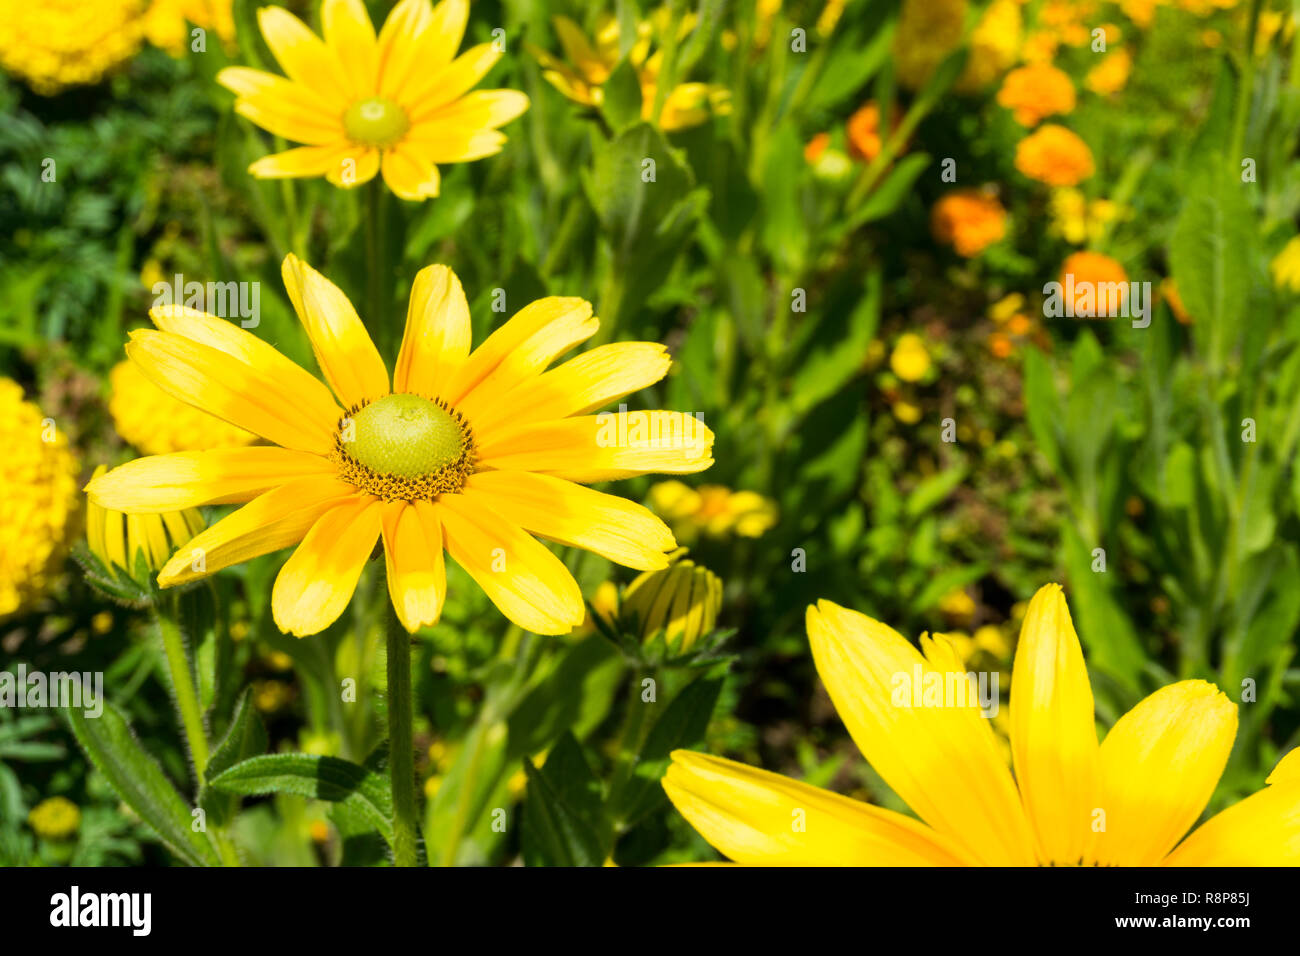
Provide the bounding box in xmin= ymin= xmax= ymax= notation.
xmin=1014 ymin=124 xmax=1095 ymax=186
xmin=893 ymin=0 xmax=967 ymax=90
xmin=0 ymin=379 xmax=79 ymax=617
xmin=891 ymin=399 xmax=923 ymax=424
xmin=663 ymin=585 xmax=1300 ymax=865
xmin=1048 ymin=188 xmax=1123 ymax=244
xmin=816 ymin=0 xmax=849 ymax=36
xmin=1271 ymin=236 xmax=1300 ymax=291
xmin=531 ymin=12 xmax=730 ymax=131
xmin=889 ymin=334 xmax=932 ymax=382
xmin=1121 ymin=0 xmax=1161 ymax=27
xmin=110 ymin=359 xmax=257 ymax=455
xmin=937 ymin=586 xmax=976 ymax=624
xmin=997 ymin=64 xmax=1076 ymax=127
xmin=28 ymin=797 xmax=81 ymax=841
xmin=955 ymin=0 xmax=1021 ymax=93
xmin=930 ymin=189 xmax=1008 ymax=257
xmin=1085 ymin=47 xmax=1132 ymax=95
xmin=0 ymin=0 xmax=143 ymax=95
xmin=648 ymin=481 xmax=777 ymax=543
xmin=217 ymin=0 xmax=529 ymax=200
xmin=143 ymin=0 xmax=235 ymax=55
xmin=86 ymin=465 xmax=206 ymax=582
xmin=620 ymin=551 xmax=723 ymax=652
xmin=88 ymin=256 xmax=712 ymax=637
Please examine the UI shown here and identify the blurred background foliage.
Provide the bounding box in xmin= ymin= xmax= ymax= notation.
xmin=1 ymin=0 xmax=1298 ymax=864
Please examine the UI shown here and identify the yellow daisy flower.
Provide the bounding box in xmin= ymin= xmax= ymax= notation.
xmin=530 ymin=12 xmax=730 ymax=132
xmin=216 ymin=0 xmax=529 ymax=200
xmin=87 ymin=255 xmax=714 ymax=637
xmin=664 ymin=584 xmax=1300 ymax=865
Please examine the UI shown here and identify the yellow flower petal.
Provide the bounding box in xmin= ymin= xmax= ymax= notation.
xmin=415 ymin=0 xmax=470 ymax=70
xmin=437 ymin=494 xmax=584 ymax=634
xmin=217 ymin=66 xmax=339 ymax=114
xmin=234 ymin=96 xmax=342 ymax=146
xmin=404 ymin=128 xmax=507 ymax=164
xmin=469 ymin=342 xmax=671 ymax=435
xmin=157 ymin=476 xmax=360 ymax=588
xmin=272 ymin=497 xmax=383 ymax=637
xmin=663 ymin=751 xmax=967 ymax=865
xmin=806 ymin=600 xmax=1036 ymax=865
xmin=249 ymin=145 xmax=353 ymax=179
xmin=552 ymin=16 xmax=610 ymax=84
xmin=1088 ymin=680 xmax=1237 ymax=866
xmin=461 ymin=471 xmax=675 ymax=570
xmin=380 ymin=144 xmax=441 ymax=200
xmin=393 ymin=264 xmax=471 ymax=396
xmin=475 ymin=412 xmax=715 ymax=483
xmin=320 ymin=0 xmax=377 ymax=97
xmin=282 ymin=253 xmax=390 ymax=407
xmin=404 ymin=43 xmax=503 ymax=120
xmin=257 ymin=6 xmax=351 ymax=106
xmin=1009 ymin=584 xmax=1099 ymax=865
xmin=417 ymin=89 xmax=530 ymax=131
xmin=322 ymin=146 xmax=381 ymax=188
xmin=377 ymin=0 xmax=437 ymax=98
xmin=381 ymin=499 xmax=446 ymax=632
xmin=126 ymin=330 xmax=338 ymax=456
xmin=85 ymin=448 xmax=335 ymax=513
xmin=442 ymin=296 xmax=593 ymax=406
xmin=1164 ymin=779 xmax=1300 ymax=866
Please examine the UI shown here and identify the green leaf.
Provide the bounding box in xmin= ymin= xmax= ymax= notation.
xmin=67 ymin=702 xmax=219 ymax=867
xmin=521 ymin=732 xmax=605 ymax=866
xmin=851 ymin=153 xmax=930 ymax=226
xmin=199 ymin=689 xmax=267 ymax=827
xmin=905 ymin=466 xmax=969 ymax=518
xmin=601 ymin=58 xmax=644 ymax=132
xmin=208 ymin=754 xmax=393 ymax=846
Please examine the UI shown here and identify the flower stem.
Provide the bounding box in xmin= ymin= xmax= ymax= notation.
xmin=365 ymin=178 xmax=392 ymax=363
xmin=385 ymin=597 xmax=420 ymax=867
xmin=156 ymin=600 xmax=210 ymax=785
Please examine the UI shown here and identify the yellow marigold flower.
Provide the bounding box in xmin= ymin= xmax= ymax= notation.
xmin=531 ymin=13 xmax=730 ymax=132
xmin=621 ymin=553 xmax=722 ymax=652
xmin=110 ymin=359 xmax=257 ymax=455
xmin=1085 ymin=47 xmax=1132 ymax=95
xmin=997 ymin=63 xmax=1076 ymax=127
xmin=217 ymin=0 xmax=529 ymax=201
xmin=88 ymin=256 xmax=713 ymax=637
xmin=0 ymin=0 xmax=143 ymax=95
xmin=930 ymin=189 xmax=1008 ymax=257
xmin=665 ymin=584 xmax=1300 ymax=865
xmin=938 ymin=587 xmax=976 ymax=623
xmin=1161 ymin=278 xmax=1192 ymax=324
xmin=1060 ymin=251 xmax=1129 ymax=318
xmin=648 ymin=481 xmax=776 ymax=542
xmin=889 ymin=334 xmax=932 ymax=383
xmin=86 ymin=464 xmax=206 ymax=582
xmin=0 ymin=379 xmax=78 ymax=617
xmin=973 ymin=623 xmax=1011 ymax=659
xmin=1121 ymin=0 xmax=1161 ymax=27
xmin=1021 ymin=30 xmax=1059 ymax=64
xmin=28 ymin=797 xmax=81 ymax=841
xmin=1271 ymin=236 xmax=1300 ymax=291
xmin=143 ymin=0 xmax=235 ymax=56
xmin=1014 ymin=124 xmax=1094 ymax=186
xmin=956 ymin=0 xmax=1022 ymax=92
xmin=891 ymin=399 xmax=923 ymax=424
xmin=1048 ymin=187 xmax=1123 ymax=244
xmin=893 ymin=0 xmax=967 ymax=90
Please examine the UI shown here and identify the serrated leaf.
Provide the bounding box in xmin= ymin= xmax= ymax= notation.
xmin=67 ymin=702 xmax=219 ymax=867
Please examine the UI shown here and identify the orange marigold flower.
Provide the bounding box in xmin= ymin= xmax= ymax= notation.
xmin=1015 ymin=124 xmax=1095 ymax=186
xmin=931 ymin=189 xmax=1008 ymax=257
xmin=804 ymin=132 xmax=830 ymax=164
xmin=1086 ymin=48 xmax=1132 ymax=95
xmin=1059 ymin=251 xmax=1129 ymax=319
xmin=847 ymin=102 xmax=899 ymax=162
xmin=997 ymin=63 xmax=1076 ymax=126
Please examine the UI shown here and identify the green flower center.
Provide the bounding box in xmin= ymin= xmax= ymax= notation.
xmin=350 ymin=394 xmax=464 ymax=477
xmin=343 ymin=97 xmax=410 ymax=148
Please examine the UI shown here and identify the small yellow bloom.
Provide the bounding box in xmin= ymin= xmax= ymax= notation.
xmin=0 ymin=379 xmax=79 ymax=616
xmin=1048 ymin=188 xmax=1124 ymax=245
xmin=930 ymin=190 xmax=1008 ymax=257
xmin=648 ymin=481 xmax=777 ymax=542
xmin=87 ymin=465 xmax=206 ymax=582
xmin=938 ymin=587 xmax=976 ymax=623
xmin=989 ymin=294 xmax=1025 ymax=323
xmin=143 ymin=0 xmax=235 ymax=56
xmin=253 ymin=679 xmax=292 ymax=713
xmin=997 ymin=63 xmax=1076 ymax=127
xmin=893 ymin=0 xmax=967 ymax=90
xmin=956 ymin=0 xmax=1021 ymax=92
xmin=531 ymin=12 xmax=730 ymax=131
xmin=28 ymin=797 xmax=81 ymax=841
xmin=1271 ymin=236 xmax=1300 ymax=291
xmin=91 ymin=610 xmax=115 ymax=634
xmin=1085 ymin=47 xmax=1132 ymax=96
xmin=620 ymin=552 xmax=723 ymax=652
xmin=892 ymin=400 xmax=923 ymax=425
xmin=889 ymin=334 xmax=932 ymax=383
xmin=1015 ymin=124 xmax=1095 ymax=187
xmin=217 ymin=0 xmax=530 ymax=200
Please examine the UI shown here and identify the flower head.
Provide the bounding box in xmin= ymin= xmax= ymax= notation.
xmin=0 ymin=379 xmax=79 ymax=617
xmin=88 ymin=256 xmax=713 ymax=637
xmin=530 ymin=12 xmax=730 ymax=131
xmin=997 ymin=63 xmax=1076 ymax=127
xmin=1060 ymin=251 xmax=1128 ymax=318
xmin=956 ymin=0 xmax=1022 ymax=92
xmin=0 ymin=0 xmax=143 ymax=95
xmin=930 ymin=189 xmax=1008 ymax=257
xmin=1014 ymin=124 xmax=1095 ymax=186
xmin=618 ymin=551 xmax=723 ymax=653
xmin=110 ymin=359 xmax=256 ymax=455
xmin=217 ymin=0 xmax=529 ymax=200
xmin=889 ymin=334 xmax=932 ymax=382
xmin=664 ymin=585 xmax=1300 ymax=865
xmin=1085 ymin=47 xmax=1132 ymax=95
xmin=28 ymin=797 xmax=81 ymax=841
xmin=648 ymin=481 xmax=776 ymax=543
